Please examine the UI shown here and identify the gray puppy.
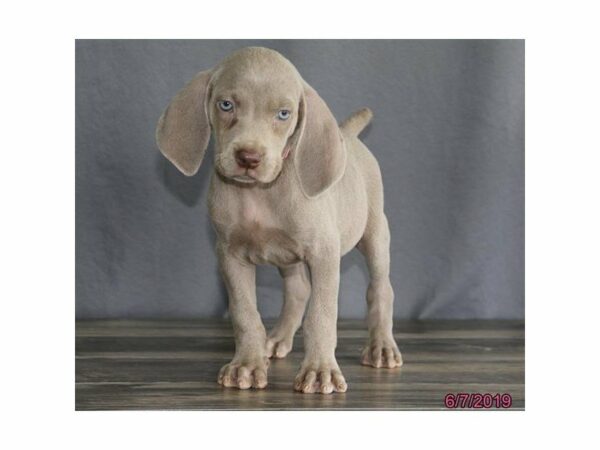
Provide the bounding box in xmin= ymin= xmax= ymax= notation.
xmin=156 ymin=47 xmax=402 ymax=394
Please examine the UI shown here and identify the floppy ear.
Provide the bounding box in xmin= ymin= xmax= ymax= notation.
xmin=155 ymin=70 xmax=212 ymax=176
xmin=291 ymin=82 xmax=346 ymax=198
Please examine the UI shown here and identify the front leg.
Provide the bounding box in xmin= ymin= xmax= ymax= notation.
xmin=295 ymin=251 xmax=347 ymax=394
xmin=217 ymin=244 xmax=269 ymax=390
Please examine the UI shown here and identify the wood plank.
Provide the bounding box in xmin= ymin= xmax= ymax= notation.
xmin=76 ymin=320 xmax=525 ymax=410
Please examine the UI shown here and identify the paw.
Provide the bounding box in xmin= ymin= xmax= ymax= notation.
xmin=294 ymin=360 xmax=347 ymax=394
xmin=361 ymin=336 xmax=403 ymax=368
xmin=217 ymin=357 xmax=269 ymax=390
xmin=266 ymin=329 xmax=294 ymax=359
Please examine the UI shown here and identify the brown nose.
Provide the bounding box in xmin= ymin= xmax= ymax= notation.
xmin=235 ymin=149 xmax=262 ymax=169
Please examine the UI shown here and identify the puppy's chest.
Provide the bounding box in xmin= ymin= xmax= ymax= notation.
xmin=214 ymin=193 xmax=304 ymax=266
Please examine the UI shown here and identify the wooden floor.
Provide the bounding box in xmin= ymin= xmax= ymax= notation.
xmin=76 ymin=320 xmax=524 ymax=410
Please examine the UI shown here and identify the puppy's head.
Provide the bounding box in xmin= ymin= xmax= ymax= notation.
xmin=156 ymin=47 xmax=345 ymax=197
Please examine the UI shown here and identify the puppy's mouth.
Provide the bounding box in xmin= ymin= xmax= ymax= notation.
xmin=217 ymin=166 xmax=283 ymax=187
xmin=216 ymin=166 xmax=262 ymax=186
xmin=215 ymin=154 xmax=284 ymax=186
xmin=231 ymin=174 xmax=257 ymax=184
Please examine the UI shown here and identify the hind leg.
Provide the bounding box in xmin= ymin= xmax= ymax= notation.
xmin=266 ymin=263 xmax=311 ymax=359
xmin=357 ymin=213 xmax=403 ymax=368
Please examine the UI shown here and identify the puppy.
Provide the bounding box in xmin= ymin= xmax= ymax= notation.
xmin=156 ymin=47 xmax=402 ymax=394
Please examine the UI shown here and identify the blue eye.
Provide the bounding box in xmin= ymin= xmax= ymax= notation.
xmin=277 ymin=110 xmax=291 ymax=120
xmin=218 ymin=100 xmax=234 ymax=112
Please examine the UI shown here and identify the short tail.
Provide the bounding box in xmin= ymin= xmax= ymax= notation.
xmin=340 ymin=107 xmax=373 ymax=137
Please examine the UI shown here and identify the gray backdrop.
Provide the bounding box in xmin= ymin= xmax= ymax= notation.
xmin=76 ymin=40 xmax=524 ymax=320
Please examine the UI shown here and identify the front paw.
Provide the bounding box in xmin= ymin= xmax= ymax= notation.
xmin=361 ymin=336 xmax=403 ymax=368
xmin=217 ymin=356 xmax=269 ymax=390
xmin=294 ymin=359 xmax=347 ymax=394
